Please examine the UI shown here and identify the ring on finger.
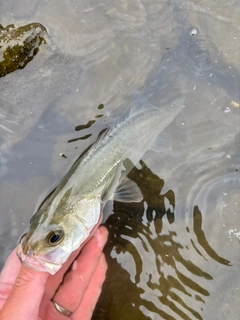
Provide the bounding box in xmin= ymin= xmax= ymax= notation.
xmin=52 ymin=300 xmax=73 ymax=317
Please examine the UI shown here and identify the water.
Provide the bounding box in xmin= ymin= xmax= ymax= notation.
xmin=0 ymin=0 xmax=240 ymax=319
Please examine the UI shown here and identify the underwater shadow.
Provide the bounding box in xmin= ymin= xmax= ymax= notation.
xmin=92 ymin=161 xmax=222 ymax=320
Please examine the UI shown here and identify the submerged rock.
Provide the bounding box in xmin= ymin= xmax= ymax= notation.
xmin=0 ymin=22 xmax=46 ymax=77
xmin=0 ymin=21 xmax=82 ymax=154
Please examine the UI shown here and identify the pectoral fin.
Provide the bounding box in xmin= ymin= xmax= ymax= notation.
xmin=113 ymin=178 xmax=143 ymax=203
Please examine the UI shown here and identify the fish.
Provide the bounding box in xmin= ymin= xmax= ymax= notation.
xmin=16 ymin=92 xmax=183 ymax=274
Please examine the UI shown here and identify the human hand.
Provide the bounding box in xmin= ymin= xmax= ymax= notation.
xmin=0 ymin=225 xmax=108 ymax=320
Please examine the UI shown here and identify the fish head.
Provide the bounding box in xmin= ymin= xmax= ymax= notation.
xmin=17 ymin=195 xmax=102 ymax=274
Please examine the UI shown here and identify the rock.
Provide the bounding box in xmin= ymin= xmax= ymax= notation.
xmin=0 ymin=22 xmax=46 ymax=77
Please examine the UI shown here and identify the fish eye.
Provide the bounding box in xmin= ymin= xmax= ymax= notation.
xmin=45 ymin=229 xmax=64 ymax=246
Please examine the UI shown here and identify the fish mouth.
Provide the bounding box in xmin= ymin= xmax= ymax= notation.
xmin=16 ymin=244 xmax=62 ymax=275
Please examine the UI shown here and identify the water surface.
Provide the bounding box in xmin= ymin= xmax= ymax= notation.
xmin=0 ymin=0 xmax=240 ymax=319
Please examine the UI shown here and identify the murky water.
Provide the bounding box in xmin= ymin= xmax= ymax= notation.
xmin=0 ymin=0 xmax=240 ymax=319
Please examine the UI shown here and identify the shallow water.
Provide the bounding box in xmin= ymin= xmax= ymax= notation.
xmin=0 ymin=0 xmax=240 ymax=319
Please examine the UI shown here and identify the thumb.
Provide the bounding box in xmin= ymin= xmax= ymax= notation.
xmin=0 ymin=250 xmax=49 ymax=320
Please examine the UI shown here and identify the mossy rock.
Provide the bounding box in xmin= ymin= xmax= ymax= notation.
xmin=0 ymin=22 xmax=46 ymax=77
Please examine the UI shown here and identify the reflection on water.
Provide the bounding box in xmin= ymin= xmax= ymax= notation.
xmin=193 ymin=206 xmax=230 ymax=266
xmin=94 ymin=161 xmax=230 ymax=320
xmin=0 ymin=0 xmax=240 ymax=319
xmin=93 ymin=159 xmax=240 ymax=319
xmin=188 ymin=171 xmax=240 ymax=266
xmin=68 ymin=104 xmax=105 ymax=143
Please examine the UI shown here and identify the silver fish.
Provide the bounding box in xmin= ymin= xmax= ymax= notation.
xmin=17 ymin=92 xmax=183 ymax=274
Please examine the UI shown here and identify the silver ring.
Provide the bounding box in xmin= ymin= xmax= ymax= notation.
xmin=52 ymin=300 xmax=73 ymax=317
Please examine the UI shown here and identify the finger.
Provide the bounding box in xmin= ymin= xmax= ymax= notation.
xmin=54 ymin=226 xmax=108 ymax=309
xmin=0 ymin=249 xmax=22 ymax=308
xmin=73 ymin=253 xmax=107 ymax=320
xmin=0 ymin=249 xmax=22 ymax=284
xmin=0 ymin=264 xmax=48 ymax=320
xmin=41 ymin=254 xmax=107 ymax=320
xmin=43 ymin=214 xmax=104 ymax=299
xmin=42 ymin=226 xmax=108 ymax=318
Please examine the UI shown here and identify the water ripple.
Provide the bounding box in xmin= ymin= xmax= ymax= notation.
xmin=187 ymin=172 xmax=240 ymax=265
xmin=96 ymin=161 xmax=213 ymax=320
xmin=175 ymin=33 xmax=221 ymax=79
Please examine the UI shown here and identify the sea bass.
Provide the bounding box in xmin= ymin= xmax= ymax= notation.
xmin=17 ymin=93 xmax=183 ymax=274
